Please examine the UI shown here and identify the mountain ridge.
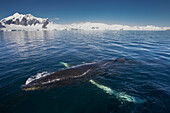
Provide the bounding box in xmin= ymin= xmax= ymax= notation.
xmin=0 ymin=13 xmax=170 ymax=31
xmin=0 ymin=13 xmax=51 ymax=29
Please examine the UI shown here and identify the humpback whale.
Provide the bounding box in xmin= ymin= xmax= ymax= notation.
xmin=21 ymin=58 xmax=125 ymax=91
xmin=22 ymin=57 xmax=147 ymax=103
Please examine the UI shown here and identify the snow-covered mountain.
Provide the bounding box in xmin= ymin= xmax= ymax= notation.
xmin=0 ymin=13 xmax=170 ymax=31
xmin=0 ymin=13 xmax=51 ymax=30
xmin=60 ymin=22 xmax=169 ymax=31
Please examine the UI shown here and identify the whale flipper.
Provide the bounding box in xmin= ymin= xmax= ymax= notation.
xmin=89 ymin=79 xmax=146 ymax=103
xmin=60 ymin=62 xmax=70 ymax=68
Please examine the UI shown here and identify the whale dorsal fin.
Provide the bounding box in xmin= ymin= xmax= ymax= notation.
xmin=114 ymin=57 xmax=125 ymax=63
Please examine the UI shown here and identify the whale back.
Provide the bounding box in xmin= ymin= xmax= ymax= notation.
xmin=114 ymin=57 xmax=125 ymax=63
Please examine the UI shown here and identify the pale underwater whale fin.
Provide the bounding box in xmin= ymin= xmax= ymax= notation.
xmin=59 ymin=62 xmax=70 ymax=68
xmin=114 ymin=57 xmax=125 ymax=63
xmin=89 ymin=79 xmax=146 ymax=104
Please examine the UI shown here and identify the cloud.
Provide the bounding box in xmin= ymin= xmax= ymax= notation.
xmin=54 ymin=17 xmax=60 ymax=21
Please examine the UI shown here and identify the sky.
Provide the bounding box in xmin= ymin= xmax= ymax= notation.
xmin=0 ymin=0 xmax=170 ymax=26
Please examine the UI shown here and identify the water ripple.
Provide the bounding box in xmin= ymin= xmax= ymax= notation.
xmin=0 ymin=31 xmax=170 ymax=113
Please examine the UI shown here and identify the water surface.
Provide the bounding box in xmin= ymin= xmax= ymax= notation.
xmin=0 ymin=30 xmax=170 ymax=113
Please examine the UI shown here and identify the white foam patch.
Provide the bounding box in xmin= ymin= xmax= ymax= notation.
xmin=25 ymin=71 xmax=52 ymax=85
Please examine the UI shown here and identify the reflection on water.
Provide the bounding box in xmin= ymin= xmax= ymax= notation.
xmin=0 ymin=31 xmax=170 ymax=113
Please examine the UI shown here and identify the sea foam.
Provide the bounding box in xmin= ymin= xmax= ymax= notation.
xmin=25 ymin=71 xmax=52 ymax=85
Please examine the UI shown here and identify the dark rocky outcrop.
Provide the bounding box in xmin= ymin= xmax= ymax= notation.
xmin=34 ymin=20 xmax=41 ymax=25
xmin=28 ymin=19 xmax=36 ymax=25
xmin=0 ymin=22 xmax=5 ymax=28
xmin=4 ymin=19 xmax=13 ymax=25
xmin=14 ymin=19 xmax=20 ymax=25
xmin=20 ymin=17 xmax=28 ymax=26
xmin=42 ymin=19 xmax=50 ymax=28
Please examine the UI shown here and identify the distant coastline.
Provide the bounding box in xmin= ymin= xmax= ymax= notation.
xmin=1 ymin=13 xmax=170 ymax=31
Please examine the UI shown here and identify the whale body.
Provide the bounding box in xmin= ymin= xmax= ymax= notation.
xmin=21 ymin=58 xmax=125 ymax=91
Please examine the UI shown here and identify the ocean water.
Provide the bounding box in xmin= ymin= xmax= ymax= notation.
xmin=0 ymin=30 xmax=170 ymax=113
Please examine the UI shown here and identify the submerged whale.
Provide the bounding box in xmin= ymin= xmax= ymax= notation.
xmin=21 ymin=58 xmax=125 ymax=91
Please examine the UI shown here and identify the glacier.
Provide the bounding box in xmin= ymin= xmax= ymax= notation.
xmin=0 ymin=13 xmax=170 ymax=31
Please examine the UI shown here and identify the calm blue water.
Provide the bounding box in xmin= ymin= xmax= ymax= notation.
xmin=0 ymin=30 xmax=170 ymax=113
